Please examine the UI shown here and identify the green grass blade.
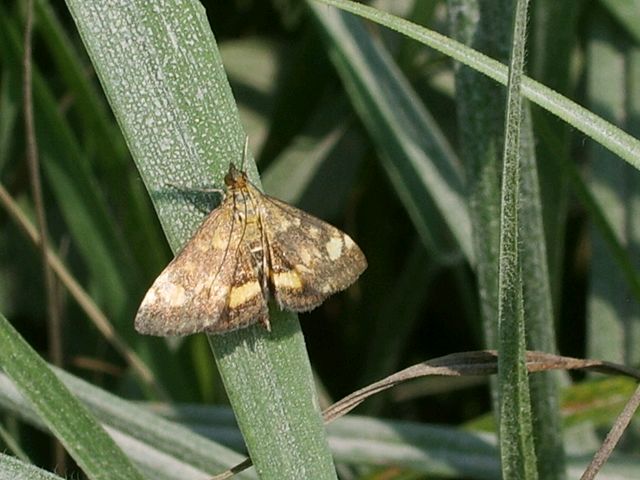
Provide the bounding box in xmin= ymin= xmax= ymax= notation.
xmin=448 ymin=1 xmax=565 ymax=474
xmin=210 ymin=310 xmax=336 ymax=478
xmin=519 ymin=11 xmax=567 ymax=477
xmin=329 ymin=416 xmax=500 ymax=478
xmin=63 ymin=2 xmax=336 ymax=478
xmin=519 ymin=109 xmax=566 ymax=479
xmin=314 ymin=0 xmax=640 ymax=173
xmin=0 ymin=454 xmax=64 ymax=480
xmin=0 ymin=313 xmax=145 ymax=480
xmin=0 ymin=421 xmax=29 ymax=462
xmin=496 ymin=1 xmax=537 ymax=478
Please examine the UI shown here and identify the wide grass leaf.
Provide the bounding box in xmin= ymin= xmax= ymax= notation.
xmin=63 ymin=2 xmax=336 ymax=478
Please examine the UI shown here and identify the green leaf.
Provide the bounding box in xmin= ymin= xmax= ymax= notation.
xmin=63 ymin=2 xmax=336 ymax=478
xmin=0 ymin=313 xmax=145 ymax=480
xmin=496 ymin=1 xmax=537 ymax=478
xmin=448 ymin=1 xmax=565 ymax=475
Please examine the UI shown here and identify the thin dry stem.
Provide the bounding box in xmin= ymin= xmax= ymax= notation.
xmin=209 ymin=350 xmax=640 ymax=479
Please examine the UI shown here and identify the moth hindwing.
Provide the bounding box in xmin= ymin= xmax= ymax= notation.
xmin=135 ymin=163 xmax=367 ymax=336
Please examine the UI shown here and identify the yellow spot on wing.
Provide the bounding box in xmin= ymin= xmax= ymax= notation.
xmin=272 ymin=270 xmax=303 ymax=290
xmin=325 ymin=236 xmax=343 ymax=261
xmin=157 ymin=282 xmax=186 ymax=307
xmin=228 ymin=281 xmax=262 ymax=308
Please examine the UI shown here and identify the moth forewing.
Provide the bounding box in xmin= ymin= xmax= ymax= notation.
xmin=134 ymin=194 xmax=243 ymax=336
xmin=134 ymin=162 xmax=367 ymax=336
xmin=260 ymin=194 xmax=367 ymax=312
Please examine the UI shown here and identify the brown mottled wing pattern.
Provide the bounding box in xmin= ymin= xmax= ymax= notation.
xmin=259 ymin=194 xmax=367 ymax=312
xmin=135 ymin=197 xmax=245 ymax=336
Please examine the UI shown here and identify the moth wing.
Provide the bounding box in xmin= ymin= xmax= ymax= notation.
xmin=135 ymin=200 xmax=245 ymax=336
xmin=259 ymin=194 xmax=367 ymax=312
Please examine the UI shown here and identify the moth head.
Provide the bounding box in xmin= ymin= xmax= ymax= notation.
xmin=224 ymin=163 xmax=247 ymax=188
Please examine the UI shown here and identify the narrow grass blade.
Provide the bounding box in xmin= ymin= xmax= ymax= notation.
xmin=0 ymin=421 xmax=29 ymax=462
xmin=449 ymin=1 xmax=565 ymax=474
xmin=0 ymin=314 xmax=145 ymax=480
xmin=63 ymin=2 xmax=336 ymax=478
xmin=519 ymin=109 xmax=566 ymax=479
xmin=529 ymin=0 xmax=579 ymax=309
xmin=496 ymin=1 xmax=537 ymax=478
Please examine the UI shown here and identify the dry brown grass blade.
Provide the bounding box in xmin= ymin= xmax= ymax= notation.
xmin=209 ymin=350 xmax=640 ymax=479
xmin=323 ymin=350 xmax=640 ymax=422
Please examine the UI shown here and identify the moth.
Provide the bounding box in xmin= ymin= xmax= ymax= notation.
xmin=135 ymin=146 xmax=367 ymax=336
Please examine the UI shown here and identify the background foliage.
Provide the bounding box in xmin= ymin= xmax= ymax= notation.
xmin=1 ymin=0 xmax=640 ymax=479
